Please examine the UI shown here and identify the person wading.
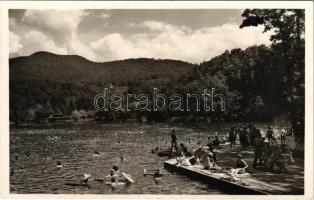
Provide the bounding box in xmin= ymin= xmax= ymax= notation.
xmin=170 ymin=130 xmax=178 ymax=152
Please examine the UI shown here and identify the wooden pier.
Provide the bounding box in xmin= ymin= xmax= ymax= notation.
xmin=164 ymin=158 xmax=269 ymax=195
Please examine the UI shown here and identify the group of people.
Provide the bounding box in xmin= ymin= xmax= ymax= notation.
xmin=231 ymin=125 xmax=295 ymax=173
xmin=79 ymin=165 xmax=132 ymax=186
xmin=10 ymin=151 xmax=64 ymax=176
xmin=228 ymin=125 xmax=289 ymax=151
xmin=170 ymin=129 xmax=248 ymax=176
xmin=170 ymin=125 xmax=292 ymax=176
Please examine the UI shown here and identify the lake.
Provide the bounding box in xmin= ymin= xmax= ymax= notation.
xmin=10 ymin=122 xmax=288 ymax=194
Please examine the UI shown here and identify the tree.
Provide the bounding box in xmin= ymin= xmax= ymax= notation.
xmin=240 ymin=9 xmax=305 ymax=140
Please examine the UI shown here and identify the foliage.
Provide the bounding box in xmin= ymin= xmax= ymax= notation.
xmin=240 ymin=9 xmax=305 ymax=139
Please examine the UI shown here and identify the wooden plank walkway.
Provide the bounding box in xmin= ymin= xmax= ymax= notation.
xmin=164 ymin=158 xmax=269 ymax=195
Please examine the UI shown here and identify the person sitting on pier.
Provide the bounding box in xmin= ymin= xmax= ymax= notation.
xmin=188 ymin=148 xmax=201 ymax=165
xmin=201 ymin=152 xmax=220 ymax=170
xmin=208 ymin=146 xmax=217 ymax=161
xmin=192 ymin=147 xmax=206 ymax=159
xmin=230 ymin=154 xmax=248 ymax=175
xmin=176 ymin=151 xmax=190 ymax=166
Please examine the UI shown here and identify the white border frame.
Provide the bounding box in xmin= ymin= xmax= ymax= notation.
xmin=0 ymin=1 xmax=313 ymax=200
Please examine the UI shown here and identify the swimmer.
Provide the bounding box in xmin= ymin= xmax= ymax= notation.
xmin=44 ymin=154 xmax=55 ymax=160
xmin=15 ymin=166 xmax=25 ymax=173
xmin=56 ymin=161 xmax=62 ymax=168
xmin=153 ymin=170 xmax=163 ymax=180
xmin=153 ymin=171 xmax=163 ymax=184
xmin=106 ymin=170 xmax=119 ymax=178
xmin=151 ymin=147 xmax=159 ymax=154
xmin=10 ymin=168 xmax=14 ymax=176
xmin=93 ymin=150 xmax=101 ymax=156
xmin=80 ymin=174 xmax=91 ymax=184
xmin=112 ymin=165 xmax=120 ymax=174
xmin=41 ymin=166 xmax=46 ymax=174
xmin=14 ymin=153 xmax=18 ymax=161
xmin=106 ymin=177 xmax=126 ymax=187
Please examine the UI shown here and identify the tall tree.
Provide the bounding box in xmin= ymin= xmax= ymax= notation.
xmin=240 ymin=9 xmax=305 ymax=140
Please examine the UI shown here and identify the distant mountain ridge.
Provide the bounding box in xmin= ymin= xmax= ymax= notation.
xmin=10 ymin=51 xmax=196 ymax=83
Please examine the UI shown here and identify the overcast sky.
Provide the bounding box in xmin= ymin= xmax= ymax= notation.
xmin=9 ymin=9 xmax=272 ymax=63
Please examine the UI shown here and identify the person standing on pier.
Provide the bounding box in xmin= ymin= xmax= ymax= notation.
xmin=267 ymin=126 xmax=276 ymax=144
xmin=239 ymin=125 xmax=247 ymax=151
xmin=228 ymin=127 xmax=237 ymax=151
xmin=253 ymin=136 xmax=265 ymax=168
xmin=280 ymin=129 xmax=287 ymax=145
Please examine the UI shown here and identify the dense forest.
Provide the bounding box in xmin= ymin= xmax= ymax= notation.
xmin=9 ymin=9 xmax=305 ymax=139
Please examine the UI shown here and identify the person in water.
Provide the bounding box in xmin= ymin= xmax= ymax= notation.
xmin=81 ymin=174 xmax=91 ymax=184
xmin=94 ymin=150 xmax=101 ymax=156
xmin=41 ymin=166 xmax=46 ymax=174
xmin=112 ymin=165 xmax=119 ymax=173
xmin=56 ymin=161 xmax=62 ymax=168
xmin=178 ymin=143 xmax=191 ymax=156
xmin=153 ymin=170 xmax=163 ymax=183
xmin=106 ymin=169 xmax=119 ymax=178
xmin=10 ymin=168 xmax=14 ymax=176
xmin=14 ymin=153 xmax=18 ymax=161
xmin=111 ymin=176 xmax=118 ymax=183
xmin=170 ymin=130 xmax=178 ymax=152
xmin=106 ymin=165 xmax=121 ymax=180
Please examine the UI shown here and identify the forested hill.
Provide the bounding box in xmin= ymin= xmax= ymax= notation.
xmin=9 ymin=46 xmax=290 ymax=123
xmin=9 ymin=51 xmax=195 ymax=84
xmin=9 ymin=9 xmax=304 ymax=141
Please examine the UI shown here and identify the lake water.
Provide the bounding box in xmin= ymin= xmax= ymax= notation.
xmin=10 ymin=122 xmax=288 ymax=194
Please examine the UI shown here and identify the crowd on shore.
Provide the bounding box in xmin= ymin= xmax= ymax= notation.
xmin=169 ymin=125 xmax=295 ymax=175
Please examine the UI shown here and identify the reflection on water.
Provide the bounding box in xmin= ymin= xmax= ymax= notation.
xmin=10 ymin=122 xmax=285 ymax=194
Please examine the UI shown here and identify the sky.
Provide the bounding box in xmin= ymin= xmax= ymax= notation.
xmin=9 ymin=9 xmax=272 ymax=63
